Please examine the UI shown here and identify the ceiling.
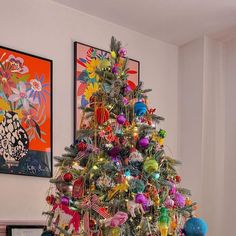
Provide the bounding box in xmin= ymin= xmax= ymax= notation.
xmin=53 ymin=0 xmax=236 ymax=45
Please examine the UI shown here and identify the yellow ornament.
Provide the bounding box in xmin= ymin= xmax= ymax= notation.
xmin=157 ymin=137 xmax=164 ymax=145
xmin=110 ymin=227 xmax=121 ymax=236
xmin=159 ymin=225 xmax=168 ymax=236
xmin=111 ymin=51 xmax=117 ymax=59
xmin=153 ymin=195 xmax=160 ymax=206
xmin=144 ymin=159 xmax=159 ymax=174
xmin=108 ymin=180 xmax=129 ymax=200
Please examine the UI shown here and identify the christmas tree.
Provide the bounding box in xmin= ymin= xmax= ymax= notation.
xmin=42 ymin=37 xmax=207 ymax=236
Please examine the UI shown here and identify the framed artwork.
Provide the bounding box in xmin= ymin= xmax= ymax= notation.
xmin=74 ymin=41 xmax=140 ymax=140
xmin=6 ymin=225 xmax=45 ymax=236
xmin=0 ymin=46 xmax=52 ymax=177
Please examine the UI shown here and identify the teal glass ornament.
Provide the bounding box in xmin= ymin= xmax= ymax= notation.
xmin=183 ymin=217 xmax=208 ymax=236
xmin=134 ymin=102 xmax=147 ymax=116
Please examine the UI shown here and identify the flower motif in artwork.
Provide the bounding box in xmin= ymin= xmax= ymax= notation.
xmin=84 ymin=82 xmax=99 ymax=101
xmin=8 ymin=81 xmax=39 ymax=110
xmin=28 ymin=74 xmax=50 ymax=104
xmin=86 ymin=58 xmax=100 ymax=80
xmin=7 ymin=55 xmax=29 ymax=74
xmin=0 ymin=62 xmax=15 ymax=96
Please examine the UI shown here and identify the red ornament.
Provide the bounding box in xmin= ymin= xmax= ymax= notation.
xmin=72 ymin=177 xmax=84 ymax=199
xmin=175 ymin=175 xmax=181 ymax=183
xmin=63 ymin=172 xmax=73 ymax=182
xmin=46 ymin=194 xmax=55 ymax=205
xmin=95 ymin=107 xmax=110 ymax=124
xmin=77 ymin=141 xmax=87 ymax=151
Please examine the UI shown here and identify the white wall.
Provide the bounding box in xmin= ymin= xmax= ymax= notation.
xmin=178 ymin=35 xmax=236 ymax=236
xmin=0 ymin=0 xmax=178 ymax=221
xmin=223 ymin=37 xmax=236 ymax=235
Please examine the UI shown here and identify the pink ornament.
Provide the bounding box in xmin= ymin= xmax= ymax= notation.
xmin=169 ymin=182 xmax=177 ymax=195
xmin=164 ymin=196 xmax=174 ymax=208
xmin=61 ymin=196 xmax=69 ymax=206
xmin=110 ymin=211 xmax=128 ymax=227
xmin=174 ymin=192 xmax=185 ymax=208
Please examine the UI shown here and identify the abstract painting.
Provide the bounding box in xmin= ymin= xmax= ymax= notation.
xmin=74 ymin=41 xmax=139 ymax=139
xmin=0 ymin=46 xmax=52 ymax=177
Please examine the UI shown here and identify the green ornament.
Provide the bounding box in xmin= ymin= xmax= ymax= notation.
xmin=143 ymin=159 xmax=159 ymax=174
xmin=158 ymin=207 xmax=170 ymax=225
xmin=158 ymin=129 xmax=167 ymax=138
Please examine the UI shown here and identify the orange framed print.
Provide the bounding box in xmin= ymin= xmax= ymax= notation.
xmin=74 ymin=41 xmax=140 ymax=140
xmin=0 ymin=46 xmax=52 ymax=177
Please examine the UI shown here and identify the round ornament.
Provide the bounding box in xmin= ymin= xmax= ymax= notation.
xmin=143 ymin=159 xmax=159 ymax=174
xmin=173 ymin=192 xmax=185 ymax=208
xmin=134 ymin=102 xmax=147 ymax=116
xmin=95 ymin=107 xmax=110 ymax=124
xmin=118 ymin=47 xmax=127 ymax=57
xmin=164 ymin=196 xmax=174 ymax=208
xmin=138 ymin=137 xmax=149 ymax=148
xmin=175 ymin=175 xmax=181 ymax=183
xmin=117 ymin=114 xmax=126 ymax=125
xmin=41 ymin=230 xmax=55 ymax=236
xmin=130 ymin=179 xmax=145 ymax=193
xmin=183 ymin=217 xmax=208 ymax=236
xmin=46 ymin=195 xmax=55 ymax=205
xmin=135 ymin=193 xmax=148 ymax=205
xmin=63 ymin=172 xmax=73 ymax=182
xmin=77 ymin=141 xmax=87 ymax=151
xmin=129 ymin=148 xmax=143 ymax=162
xmin=61 ymin=196 xmax=69 ymax=206
xmin=108 ymin=146 xmax=121 ymax=158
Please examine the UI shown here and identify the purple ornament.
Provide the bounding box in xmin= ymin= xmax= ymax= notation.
xmin=61 ymin=196 xmax=69 ymax=206
xmin=135 ymin=193 xmax=148 ymax=204
xmin=108 ymin=146 xmax=121 ymax=157
xmin=138 ymin=137 xmax=149 ymax=148
xmin=117 ymin=114 xmax=126 ymax=125
xmin=174 ymin=192 xmax=185 ymax=208
xmin=118 ymin=47 xmax=127 ymax=57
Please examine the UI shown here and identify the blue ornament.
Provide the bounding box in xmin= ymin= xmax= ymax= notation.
xmin=153 ymin=172 xmax=160 ymax=179
xmin=183 ymin=217 xmax=208 ymax=236
xmin=125 ymin=170 xmax=131 ymax=177
xmin=134 ymin=102 xmax=147 ymax=116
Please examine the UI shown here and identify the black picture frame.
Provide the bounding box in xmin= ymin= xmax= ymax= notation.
xmin=0 ymin=45 xmax=53 ymax=178
xmin=74 ymin=41 xmax=140 ymax=141
xmin=6 ymin=225 xmax=45 ymax=236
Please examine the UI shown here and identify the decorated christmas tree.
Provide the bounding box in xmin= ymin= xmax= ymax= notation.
xmin=42 ymin=37 xmax=207 ymax=236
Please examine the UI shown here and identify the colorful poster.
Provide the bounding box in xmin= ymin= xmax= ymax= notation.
xmin=0 ymin=46 xmax=52 ymax=177
xmin=74 ymin=42 xmax=139 ymax=139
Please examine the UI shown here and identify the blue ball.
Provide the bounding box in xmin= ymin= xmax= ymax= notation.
xmin=184 ymin=218 xmax=208 ymax=236
xmin=134 ymin=102 xmax=147 ymax=116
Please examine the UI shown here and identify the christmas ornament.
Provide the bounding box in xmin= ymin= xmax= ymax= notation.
xmin=61 ymin=196 xmax=70 ymax=205
xmin=63 ymin=172 xmax=73 ymax=182
xmin=130 ymin=179 xmax=145 ymax=193
xmin=112 ymin=64 xmax=119 ymax=75
xmin=173 ymin=192 xmax=185 ymax=208
xmin=118 ymin=47 xmax=127 ymax=57
xmin=158 ymin=207 xmax=170 ymax=236
xmin=46 ymin=195 xmax=55 ymax=205
xmin=183 ymin=217 xmax=208 ymax=236
xmin=52 ymin=203 xmax=80 ymax=234
xmin=134 ymin=101 xmax=147 ymax=116
xmin=135 ymin=193 xmax=148 ymax=207
xmin=97 ymin=175 xmax=113 ymax=188
xmin=127 ymin=200 xmax=145 ymax=217
xmin=169 ymin=182 xmax=177 ymax=195
xmin=158 ymin=129 xmax=167 ymax=138
xmin=95 ymin=107 xmax=110 ymax=124
xmin=77 ymin=141 xmax=87 ymax=151
xmin=143 ymin=159 xmax=159 ymax=174
xmin=72 ymin=177 xmax=84 ymax=199
xmin=116 ymin=114 xmax=126 ymax=125
xmin=103 ymin=211 xmax=128 ymax=227
xmin=108 ymin=146 xmax=121 ymax=157
xmin=138 ymin=137 xmax=149 ymax=148
xmin=175 ymin=175 xmax=181 ymax=183
xmin=124 ymin=85 xmax=132 ymax=94
xmin=164 ymin=196 xmax=174 ymax=208
xmin=41 ymin=230 xmax=54 ymax=236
